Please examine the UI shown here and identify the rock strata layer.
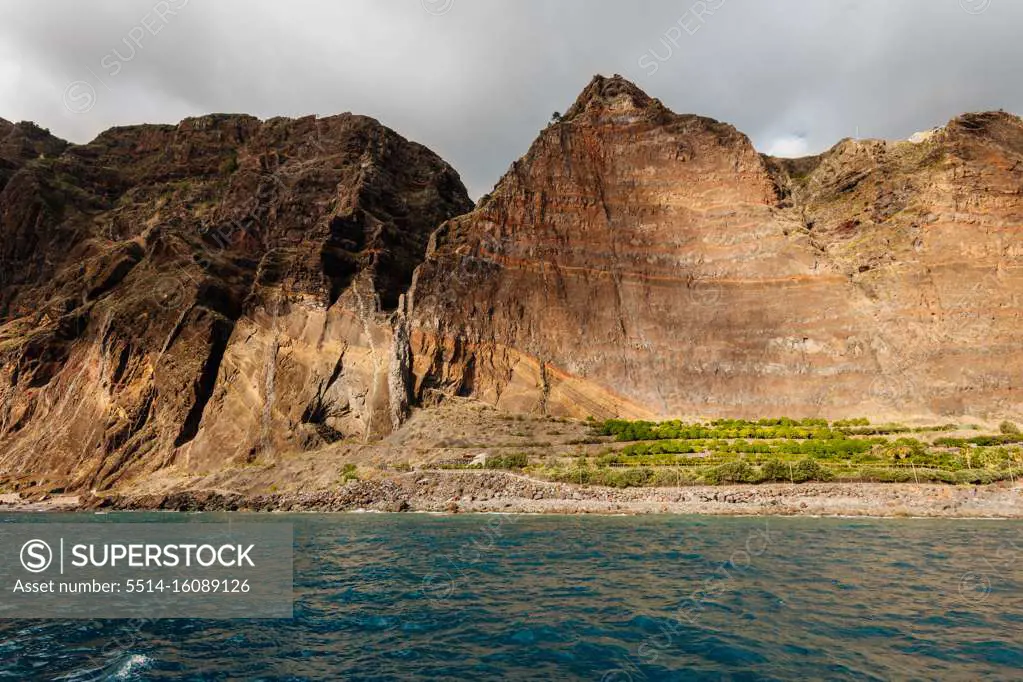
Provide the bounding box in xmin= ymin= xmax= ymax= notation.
xmin=408 ymin=76 xmax=1023 ymax=422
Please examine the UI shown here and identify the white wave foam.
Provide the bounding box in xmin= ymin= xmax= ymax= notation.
xmin=112 ymin=654 xmax=151 ymax=679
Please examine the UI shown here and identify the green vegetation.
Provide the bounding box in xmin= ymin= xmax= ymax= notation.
xmin=420 ymin=417 xmax=1023 ymax=488
xmin=527 ymin=417 xmax=1023 ymax=487
xmin=542 ymin=464 xmax=661 ymax=488
xmin=538 ymin=457 xmax=841 ymax=488
xmin=598 ymin=418 xmax=839 ymax=442
xmin=339 ymin=464 xmax=359 ymax=484
xmin=616 ymin=436 xmax=877 ymax=459
xmin=837 ymin=423 xmax=957 ymax=436
xmin=439 ymin=452 xmax=530 ymax=471
xmin=934 ymin=435 xmax=1023 ymax=448
xmin=705 ymin=459 xmax=835 ymax=484
xmin=219 ymin=153 xmax=239 ymax=175
xmin=599 ymin=417 xmax=967 ymax=443
xmin=480 ymin=453 xmax=529 ymax=470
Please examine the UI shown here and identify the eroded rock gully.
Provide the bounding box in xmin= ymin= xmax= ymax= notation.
xmin=0 ymin=113 xmax=471 ymax=491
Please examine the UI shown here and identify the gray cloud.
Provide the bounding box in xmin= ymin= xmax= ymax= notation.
xmin=0 ymin=0 xmax=1019 ymax=198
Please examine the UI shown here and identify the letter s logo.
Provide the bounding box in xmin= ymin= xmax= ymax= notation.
xmin=20 ymin=539 xmax=53 ymax=573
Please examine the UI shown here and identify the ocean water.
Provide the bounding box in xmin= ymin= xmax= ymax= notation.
xmin=1 ymin=513 xmax=1022 ymax=681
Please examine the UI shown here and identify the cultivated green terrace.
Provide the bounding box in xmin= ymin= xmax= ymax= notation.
xmin=435 ymin=417 xmax=1023 ymax=488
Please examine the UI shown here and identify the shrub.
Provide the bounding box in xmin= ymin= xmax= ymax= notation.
xmin=648 ymin=468 xmax=701 ymax=486
xmin=878 ymin=438 xmax=928 ymax=459
xmin=955 ymin=469 xmax=1005 ymax=485
xmin=1000 ymin=421 xmax=1021 ymax=435
xmin=219 ymin=153 xmax=239 ymax=175
xmin=760 ymin=460 xmax=791 ymax=482
xmin=791 ymin=458 xmax=835 ymax=482
xmin=608 ymin=467 xmax=654 ymax=488
xmin=856 ymin=467 xmax=913 ymax=483
xmin=705 ymin=461 xmax=761 ymax=484
xmin=486 ymin=453 xmax=529 ymax=470
xmin=834 ymin=418 xmax=871 ymax=428
xmin=936 ymin=435 xmax=1023 ymax=448
xmin=753 ymin=458 xmax=836 ymax=483
xmin=916 ymin=468 xmax=956 ymax=484
xmin=546 ymin=465 xmax=662 ymax=488
xmin=567 ymin=437 xmax=605 ymax=445
xmin=838 ymin=423 xmax=910 ymax=436
xmin=598 ymin=418 xmax=843 ymax=443
xmin=546 ymin=465 xmax=596 ymax=486
xmin=339 ymin=464 xmax=359 ymax=483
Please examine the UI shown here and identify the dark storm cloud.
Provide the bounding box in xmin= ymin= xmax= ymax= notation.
xmin=0 ymin=0 xmax=1019 ymax=198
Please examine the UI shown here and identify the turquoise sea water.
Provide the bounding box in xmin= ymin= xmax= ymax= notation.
xmin=1 ymin=513 xmax=1021 ymax=680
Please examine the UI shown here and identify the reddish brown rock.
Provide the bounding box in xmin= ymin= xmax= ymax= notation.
xmin=0 ymin=113 xmax=470 ymax=490
xmin=3 ymin=75 xmax=1021 ymax=495
xmin=408 ymin=75 xmax=1023 ymax=422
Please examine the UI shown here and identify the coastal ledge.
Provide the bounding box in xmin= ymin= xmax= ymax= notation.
xmin=5 ymin=473 xmax=1020 ymax=518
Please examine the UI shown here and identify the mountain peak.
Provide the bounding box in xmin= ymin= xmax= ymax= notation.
xmin=944 ymin=110 xmax=1023 ymax=147
xmin=562 ymin=74 xmax=666 ymax=123
xmin=0 ymin=118 xmax=68 ymax=174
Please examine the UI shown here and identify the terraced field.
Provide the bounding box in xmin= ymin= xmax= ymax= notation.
xmin=531 ymin=418 xmax=1023 ymax=488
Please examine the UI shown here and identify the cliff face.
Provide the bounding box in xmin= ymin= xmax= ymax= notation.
xmin=0 ymin=118 xmax=68 ymax=194
xmin=0 ymin=113 xmax=471 ymax=490
xmin=408 ymin=76 xmax=1023 ymax=422
xmin=3 ymin=75 xmax=1021 ymax=493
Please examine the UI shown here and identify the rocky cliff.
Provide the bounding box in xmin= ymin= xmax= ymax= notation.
xmin=3 ymin=75 xmax=1021 ymax=493
xmin=0 ymin=113 xmax=471 ymax=490
xmin=407 ymin=75 xmax=1023 ymax=422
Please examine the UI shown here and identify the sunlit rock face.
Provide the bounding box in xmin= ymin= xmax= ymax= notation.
xmin=0 ymin=113 xmax=471 ymax=490
xmin=409 ymin=75 xmax=1023 ymax=423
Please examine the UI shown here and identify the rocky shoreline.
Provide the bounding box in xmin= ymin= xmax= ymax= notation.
xmin=4 ymin=473 xmax=1022 ymax=517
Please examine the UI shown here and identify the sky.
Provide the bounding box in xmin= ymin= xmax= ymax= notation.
xmin=0 ymin=0 xmax=1019 ymax=199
